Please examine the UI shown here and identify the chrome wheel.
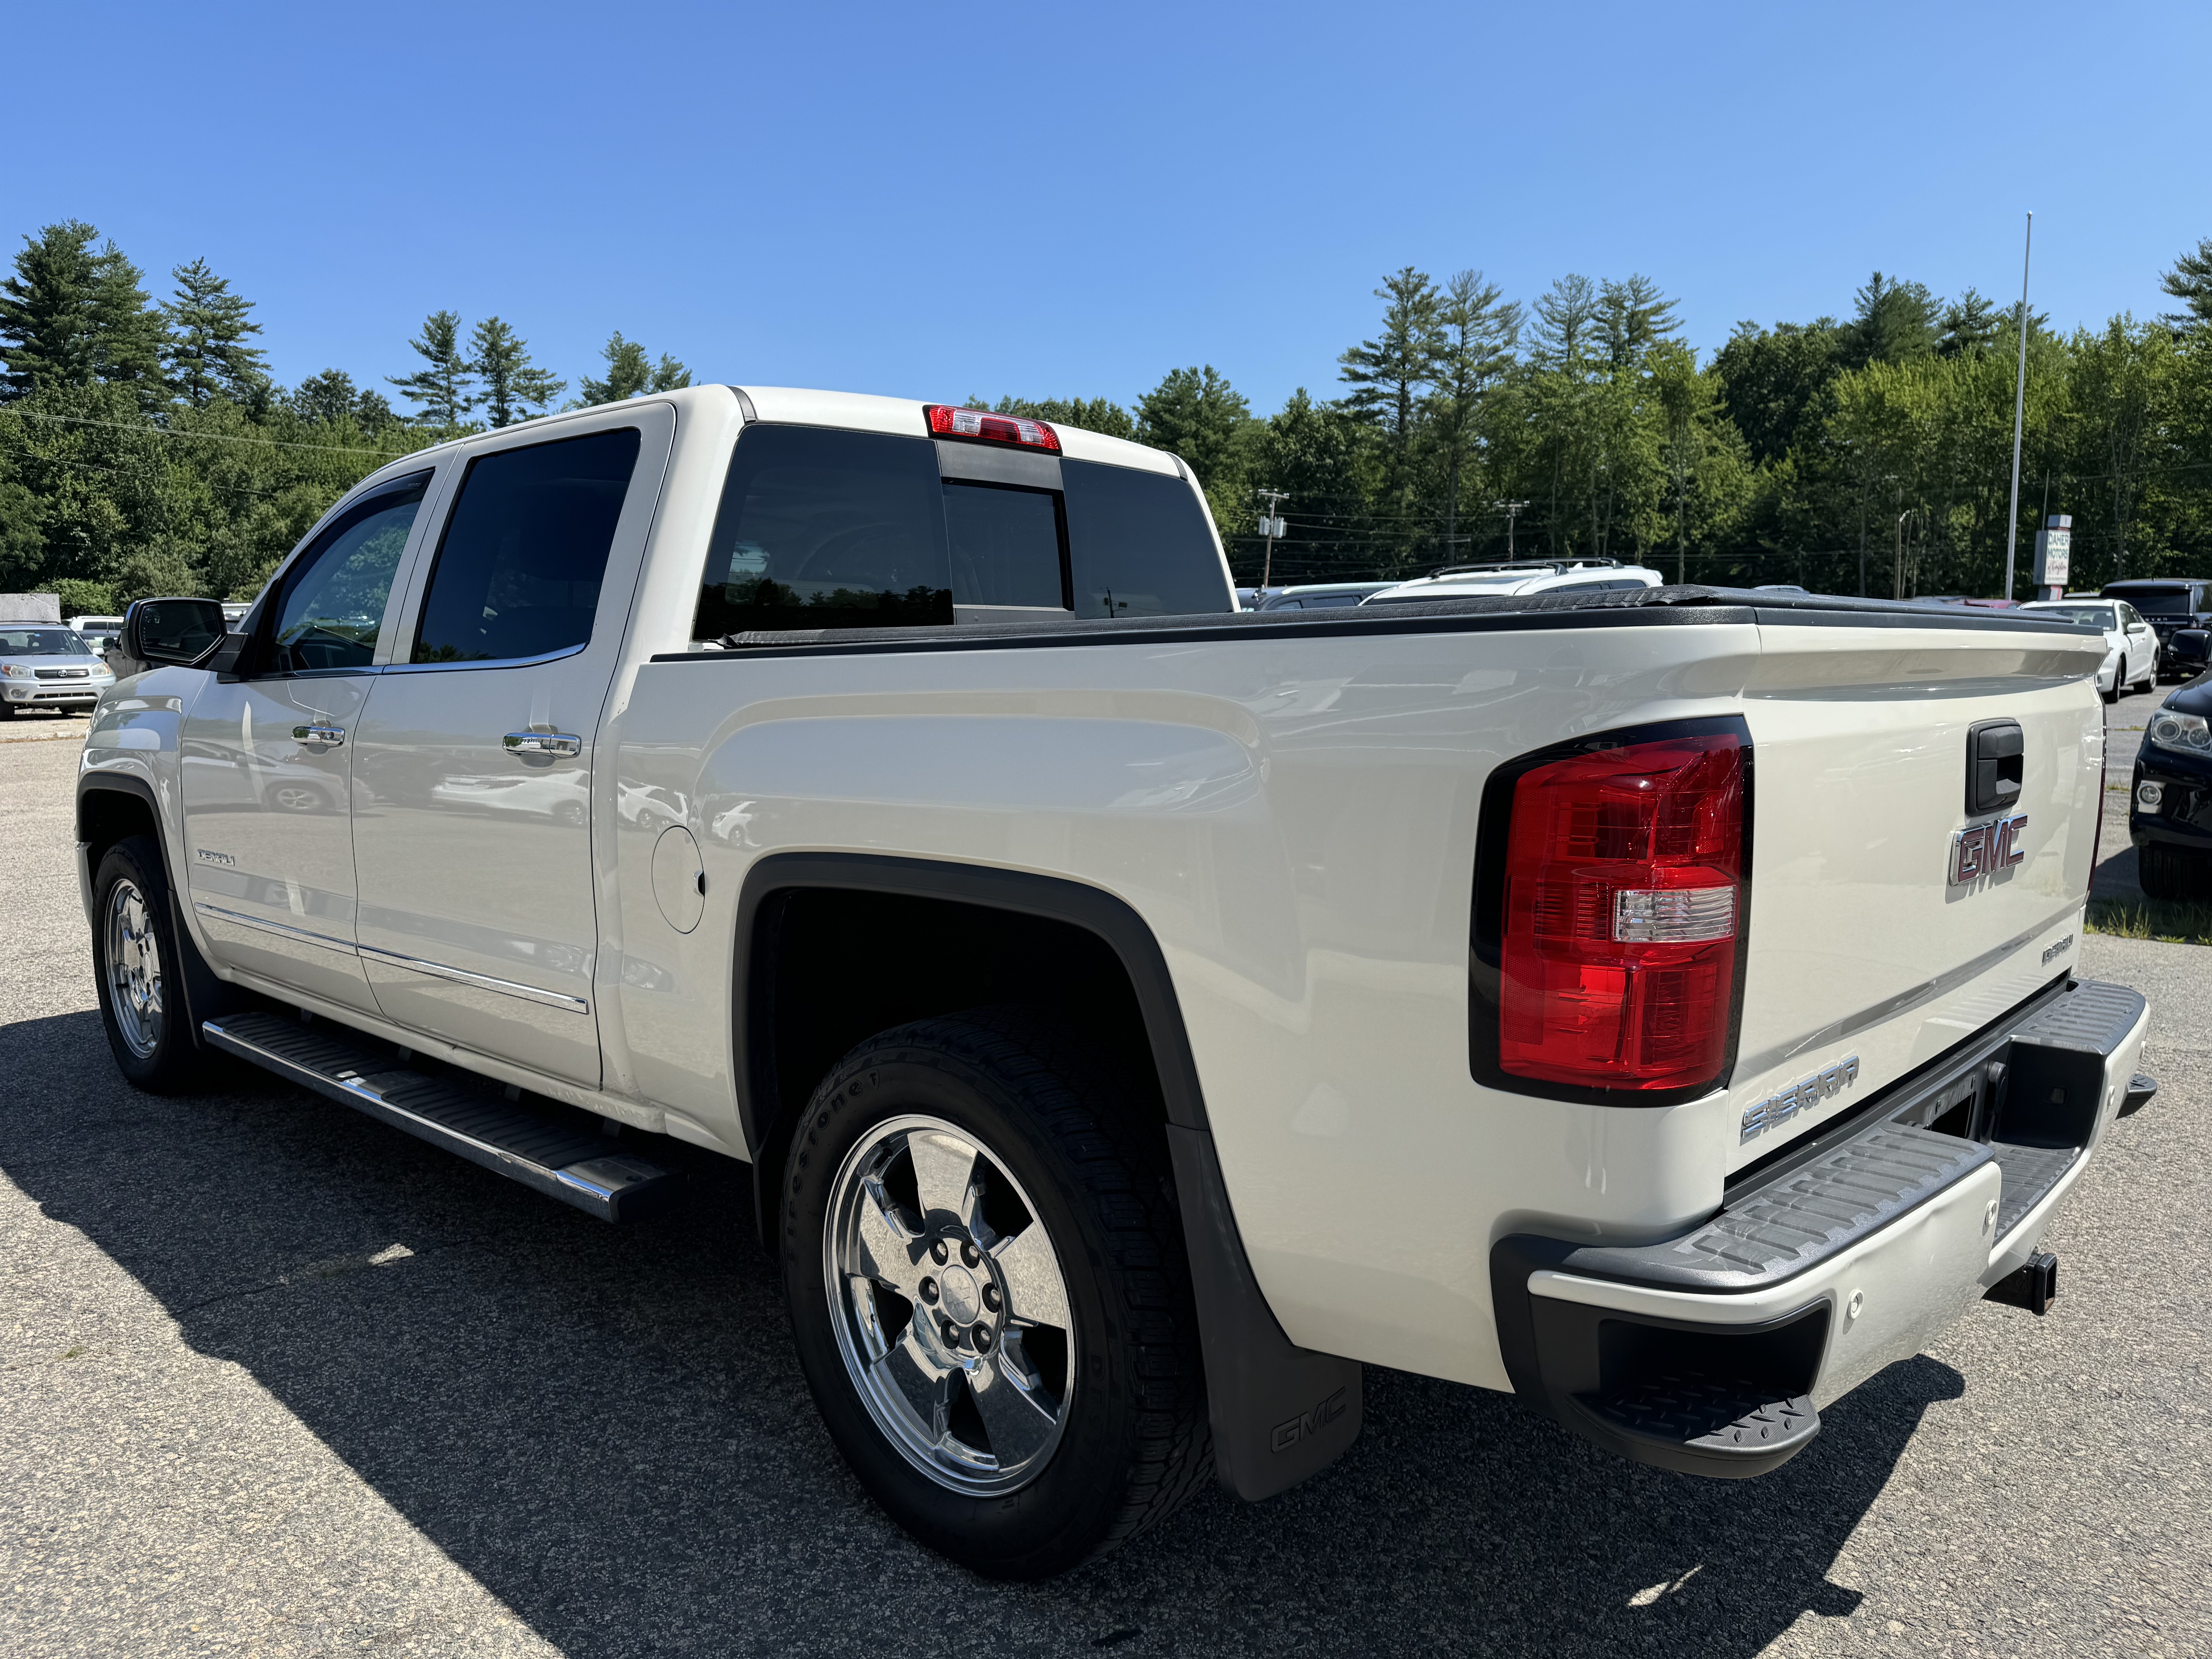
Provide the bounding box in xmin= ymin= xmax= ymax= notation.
xmin=104 ymin=876 xmax=164 ymax=1059
xmin=824 ymin=1115 xmax=1075 ymax=1496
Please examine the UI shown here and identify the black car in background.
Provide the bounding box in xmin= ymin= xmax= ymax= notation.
xmin=2102 ymin=579 xmax=2212 ymax=679
xmin=2131 ymin=677 xmax=2212 ymax=901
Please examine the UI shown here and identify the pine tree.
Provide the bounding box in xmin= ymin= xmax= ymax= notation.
xmin=1596 ymin=275 xmax=1681 ymax=368
xmin=579 ymin=332 xmax=651 ymax=404
xmin=87 ymin=239 xmax=166 ymax=401
xmin=649 ymin=352 xmax=690 ymax=392
xmin=1531 ymin=275 xmax=1601 ymax=368
xmin=387 ymin=310 xmax=478 ymax=426
xmin=1848 ymin=273 xmax=1940 ymax=365
xmin=1134 ymin=366 xmax=1250 ymax=486
xmin=2158 ymin=237 xmax=2212 ymax=331
xmin=0 ymin=222 xmax=165 ymax=402
xmin=1427 ymin=270 xmax=1520 ymax=556
xmin=1339 ymin=267 xmax=1442 ymax=449
xmin=163 ymin=258 xmax=268 ymax=405
xmin=1936 ymin=289 xmax=2000 ymax=357
xmin=469 ymin=317 xmax=565 ymax=426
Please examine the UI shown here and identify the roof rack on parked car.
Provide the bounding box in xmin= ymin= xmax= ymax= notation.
xmin=1423 ymin=557 xmax=1623 ymax=578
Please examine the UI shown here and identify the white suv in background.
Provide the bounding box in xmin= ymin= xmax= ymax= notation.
xmin=1361 ymin=559 xmax=1664 ymax=605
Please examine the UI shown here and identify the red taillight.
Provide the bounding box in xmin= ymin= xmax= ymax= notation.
xmin=924 ymin=404 xmax=1061 ymax=453
xmin=1498 ymin=732 xmax=1745 ymax=1092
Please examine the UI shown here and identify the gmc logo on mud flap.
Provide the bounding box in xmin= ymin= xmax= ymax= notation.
xmin=1951 ymin=814 xmax=2028 ymax=885
xmin=1271 ymin=1386 xmax=1349 ymax=1452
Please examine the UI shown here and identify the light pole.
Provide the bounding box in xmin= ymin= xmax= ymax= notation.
xmin=1492 ymin=499 xmax=1528 ymax=560
xmin=2004 ymin=211 xmax=2033 ymax=601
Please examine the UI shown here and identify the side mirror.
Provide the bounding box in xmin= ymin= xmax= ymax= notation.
xmin=113 ymin=597 xmax=228 ymax=678
xmin=2171 ymin=629 xmax=2210 ymax=677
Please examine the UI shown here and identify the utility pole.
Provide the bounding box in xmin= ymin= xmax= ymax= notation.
xmin=1255 ymin=489 xmax=1290 ymax=591
xmin=2004 ymin=211 xmax=2033 ymax=602
xmin=1893 ymin=507 xmax=1914 ymax=601
xmin=1492 ymin=499 xmax=1528 ymax=560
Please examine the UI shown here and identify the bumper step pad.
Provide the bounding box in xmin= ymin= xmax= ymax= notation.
xmin=1989 ymin=1142 xmax=2080 ymax=1241
xmin=202 ymin=1011 xmax=671 ymax=1223
xmin=1581 ymin=1375 xmax=1820 ymax=1463
xmin=1546 ymin=1123 xmax=1992 ymax=1294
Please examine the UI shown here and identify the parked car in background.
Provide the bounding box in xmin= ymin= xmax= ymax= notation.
xmin=2166 ymin=629 xmax=2210 ymax=680
xmin=67 ymin=615 xmax=127 ymax=657
xmin=2020 ymin=599 xmax=2158 ymax=702
xmin=2132 ymin=677 xmax=2212 ymax=900
xmin=1361 ymin=558 xmax=1664 ymax=604
xmin=0 ymin=625 xmax=115 ymax=717
xmin=1255 ymin=582 xmax=1399 ymax=611
xmin=2100 ymin=579 xmax=2212 ymax=680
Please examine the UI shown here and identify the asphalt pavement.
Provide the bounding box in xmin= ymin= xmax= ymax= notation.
xmin=2 ymin=694 xmax=2207 ymax=1659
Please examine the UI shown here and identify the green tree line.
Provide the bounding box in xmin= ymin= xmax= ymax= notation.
xmin=7 ymin=215 xmax=2211 ymax=611
xmin=0 ymin=221 xmax=689 ymax=610
xmin=997 ymin=246 xmax=2212 ymax=595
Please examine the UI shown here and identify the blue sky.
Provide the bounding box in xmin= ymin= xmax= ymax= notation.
xmin=7 ymin=1 xmax=2206 ymax=417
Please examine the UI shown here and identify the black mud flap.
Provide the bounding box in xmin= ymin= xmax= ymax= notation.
xmin=1166 ymin=1125 xmax=1363 ymax=1500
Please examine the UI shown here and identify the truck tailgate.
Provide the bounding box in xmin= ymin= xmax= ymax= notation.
xmin=1729 ymin=620 xmax=2107 ymax=1164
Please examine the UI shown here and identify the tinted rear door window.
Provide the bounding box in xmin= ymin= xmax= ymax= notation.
xmin=1060 ymin=460 xmax=1231 ymax=619
xmin=413 ymin=429 xmax=640 ymax=663
xmin=944 ymin=482 xmax=1068 ymax=609
xmin=693 ymin=425 xmax=952 ymax=638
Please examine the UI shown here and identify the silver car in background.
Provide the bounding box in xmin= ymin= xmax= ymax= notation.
xmin=0 ymin=626 xmax=115 ymax=719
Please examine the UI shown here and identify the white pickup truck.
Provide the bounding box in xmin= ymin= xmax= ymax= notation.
xmin=79 ymin=385 xmax=2155 ymax=1579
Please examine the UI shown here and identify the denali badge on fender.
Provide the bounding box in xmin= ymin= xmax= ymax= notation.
xmin=1951 ymin=814 xmax=2027 ymax=884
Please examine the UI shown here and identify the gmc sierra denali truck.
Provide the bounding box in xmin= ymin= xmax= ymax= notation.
xmin=80 ymin=385 xmax=2154 ymax=1579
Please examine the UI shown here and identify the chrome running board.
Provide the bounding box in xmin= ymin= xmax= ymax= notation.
xmin=201 ymin=1010 xmax=671 ymax=1223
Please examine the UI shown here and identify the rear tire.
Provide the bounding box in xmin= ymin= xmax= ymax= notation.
xmin=91 ymin=835 xmax=209 ymax=1092
xmin=2139 ymin=843 xmax=2212 ymax=903
xmin=781 ymin=1010 xmax=1209 ymax=1579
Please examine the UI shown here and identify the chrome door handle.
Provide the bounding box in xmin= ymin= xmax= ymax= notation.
xmin=504 ymin=731 xmax=582 ymax=758
xmin=292 ymin=723 xmax=345 ymax=747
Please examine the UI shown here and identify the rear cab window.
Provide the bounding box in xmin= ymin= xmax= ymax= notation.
xmin=690 ymin=420 xmax=1232 ymax=642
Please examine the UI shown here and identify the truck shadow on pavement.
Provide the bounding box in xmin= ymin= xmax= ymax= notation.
xmin=7 ymin=1010 xmax=1958 ymax=1658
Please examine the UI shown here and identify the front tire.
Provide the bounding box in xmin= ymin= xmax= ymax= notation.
xmin=781 ymin=1011 xmax=1209 ymax=1579
xmin=91 ymin=835 xmax=208 ymax=1092
xmin=2139 ymin=843 xmax=2212 ymax=903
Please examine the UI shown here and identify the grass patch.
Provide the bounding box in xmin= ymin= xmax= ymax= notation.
xmin=2086 ymin=897 xmax=2212 ymax=946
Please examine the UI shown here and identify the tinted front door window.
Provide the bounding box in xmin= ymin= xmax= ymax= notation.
xmin=267 ymin=472 xmax=428 ymax=673
xmin=692 ymin=425 xmax=953 ymax=639
xmin=413 ymin=429 xmax=641 ymax=663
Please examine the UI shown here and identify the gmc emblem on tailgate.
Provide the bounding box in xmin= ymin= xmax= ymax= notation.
xmin=1950 ymin=814 xmax=2027 ymax=885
